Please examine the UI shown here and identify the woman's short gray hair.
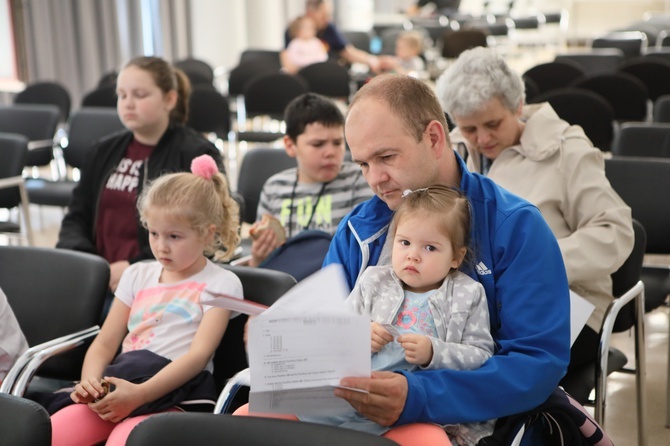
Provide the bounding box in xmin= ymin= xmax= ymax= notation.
xmin=436 ymin=47 xmax=525 ymax=119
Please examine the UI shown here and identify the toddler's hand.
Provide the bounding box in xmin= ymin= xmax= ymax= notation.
xmin=371 ymin=322 xmax=394 ymax=353
xmin=71 ymin=377 xmax=106 ymax=404
xmin=398 ymin=333 xmax=433 ymax=366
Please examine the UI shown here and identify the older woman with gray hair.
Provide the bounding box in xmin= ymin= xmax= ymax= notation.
xmin=436 ymin=46 xmax=634 ymax=383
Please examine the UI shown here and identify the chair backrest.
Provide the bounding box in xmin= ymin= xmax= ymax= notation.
xmin=0 ymin=104 xmax=60 ymax=142
xmin=529 ymin=87 xmax=615 ymax=152
xmin=440 ymin=29 xmax=488 ymax=59
xmin=522 ymin=60 xmax=586 ymax=95
xmin=127 ymin=413 xmax=399 ymax=446
xmin=80 ymin=85 xmax=117 ymax=108
xmin=187 ymin=86 xmax=231 ymax=138
xmin=611 ymin=122 xmax=670 ymax=158
xmin=243 ymin=73 xmax=309 ymax=120
xmin=14 ymin=81 xmax=71 ymax=122
xmin=592 ymin=31 xmax=648 ymax=59
xmin=0 ymin=133 xmax=28 ymax=210
xmin=297 ymin=61 xmax=351 ymax=99
xmin=228 ymin=60 xmax=280 ymax=97
xmin=605 ymin=157 xmax=670 ymax=254
xmin=174 ymin=58 xmax=215 ymax=85
xmin=611 ymin=219 xmax=646 ymax=332
xmin=239 ymin=49 xmax=282 ymax=67
xmin=63 ymin=107 xmax=125 ymax=169
xmin=653 ymin=94 xmax=670 ymax=123
xmin=237 ymin=148 xmax=297 ymax=224
xmin=569 ymin=72 xmax=649 ymax=122
xmin=0 ymin=246 xmax=110 ymax=381
xmin=618 ymin=57 xmax=670 ymax=101
xmin=554 ymin=48 xmax=625 ymax=75
xmin=0 ymin=393 xmax=51 ymax=446
xmin=341 ymin=30 xmax=372 ymax=52
xmin=212 ymin=264 xmax=296 ymax=392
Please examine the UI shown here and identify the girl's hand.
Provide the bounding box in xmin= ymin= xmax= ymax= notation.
xmin=398 ymin=334 xmax=433 ymax=366
xmin=88 ymin=377 xmax=145 ymax=423
xmin=371 ymin=322 xmax=394 ymax=353
xmin=71 ymin=377 xmax=106 ymax=404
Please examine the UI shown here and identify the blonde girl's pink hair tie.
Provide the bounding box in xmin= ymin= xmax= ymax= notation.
xmin=191 ymin=154 xmax=218 ymax=180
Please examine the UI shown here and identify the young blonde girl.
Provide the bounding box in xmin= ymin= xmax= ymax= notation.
xmin=51 ymin=155 xmax=241 ymax=446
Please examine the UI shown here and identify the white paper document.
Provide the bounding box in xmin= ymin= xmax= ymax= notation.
xmin=247 ymin=265 xmax=371 ymax=416
xmin=569 ymin=290 xmax=595 ymax=346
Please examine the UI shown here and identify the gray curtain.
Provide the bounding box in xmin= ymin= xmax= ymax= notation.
xmin=18 ymin=0 xmax=191 ymax=109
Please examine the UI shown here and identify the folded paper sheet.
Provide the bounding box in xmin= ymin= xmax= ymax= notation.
xmin=248 ymin=265 xmax=370 ymax=415
xmin=203 ymin=264 xmax=371 ymax=416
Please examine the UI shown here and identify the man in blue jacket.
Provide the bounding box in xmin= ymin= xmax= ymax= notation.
xmin=326 ymin=74 xmax=571 ymax=435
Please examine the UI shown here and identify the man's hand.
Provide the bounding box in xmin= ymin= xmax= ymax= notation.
xmin=398 ymin=333 xmax=433 ymax=366
xmin=334 ymin=371 xmax=408 ymax=426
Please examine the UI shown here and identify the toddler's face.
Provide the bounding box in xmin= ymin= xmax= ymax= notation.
xmin=298 ymin=19 xmax=317 ymax=39
xmin=395 ymin=39 xmax=419 ymax=60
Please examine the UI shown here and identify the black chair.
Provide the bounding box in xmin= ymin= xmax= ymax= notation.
xmin=238 ymin=73 xmax=308 ymax=144
xmin=239 ymin=49 xmax=282 ymax=67
xmin=211 ymin=264 xmax=296 ymax=405
xmin=618 ymin=57 xmax=670 ymax=101
xmin=187 ymin=85 xmax=232 ymax=141
xmin=0 ymin=104 xmax=60 ymax=170
xmin=127 ymin=413 xmax=400 ymax=446
xmin=611 ymin=122 xmax=670 ymax=158
xmin=643 ymin=47 xmax=670 ymax=64
xmin=297 ymin=62 xmax=351 ymax=100
xmin=653 ymin=94 xmax=670 ymax=123
xmin=0 ymin=133 xmax=33 ymax=245
xmin=174 ymin=57 xmax=215 ymax=86
xmin=80 ymin=84 xmax=117 ymax=108
xmin=570 ymin=72 xmax=649 ymax=123
xmin=0 ymin=246 xmax=110 ymax=397
xmin=522 ymin=60 xmax=586 ymax=96
xmin=227 ymin=59 xmax=281 ymax=98
xmin=591 ymin=31 xmax=648 ymax=60
xmin=529 ymin=87 xmax=615 ymax=152
xmin=0 ymin=393 xmax=51 ymax=446
xmin=604 ymin=157 xmax=670 ymax=313
xmin=554 ymin=48 xmax=625 ymax=75
xmin=236 ymin=147 xmax=297 ymax=224
xmin=560 ymin=220 xmax=647 ymax=445
xmin=341 ymin=30 xmax=373 ymax=53
xmin=14 ymin=81 xmax=71 ymax=123
xmin=440 ymin=29 xmax=488 ymax=59
xmin=25 ymin=107 xmax=125 ymax=209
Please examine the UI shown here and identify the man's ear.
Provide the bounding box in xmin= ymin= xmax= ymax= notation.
xmin=425 ymin=120 xmax=447 ymax=158
xmin=284 ymin=135 xmax=298 ymax=158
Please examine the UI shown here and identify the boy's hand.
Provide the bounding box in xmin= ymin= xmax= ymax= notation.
xmin=371 ymin=322 xmax=394 ymax=353
xmin=249 ymin=227 xmax=280 ymax=267
xmin=398 ymin=333 xmax=433 ymax=366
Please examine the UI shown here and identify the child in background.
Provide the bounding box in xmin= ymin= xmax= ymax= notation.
xmin=249 ymin=93 xmax=373 ymax=267
xmin=301 ymin=185 xmax=496 ymax=446
xmin=381 ymin=30 xmax=426 ymax=75
xmin=284 ymin=15 xmax=329 ymax=71
xmin=50 ymin=155 xmax=243 ymax=446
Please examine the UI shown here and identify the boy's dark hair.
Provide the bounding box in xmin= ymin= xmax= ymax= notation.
xmin=283 ymin=93 xmax=344 ymax=141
